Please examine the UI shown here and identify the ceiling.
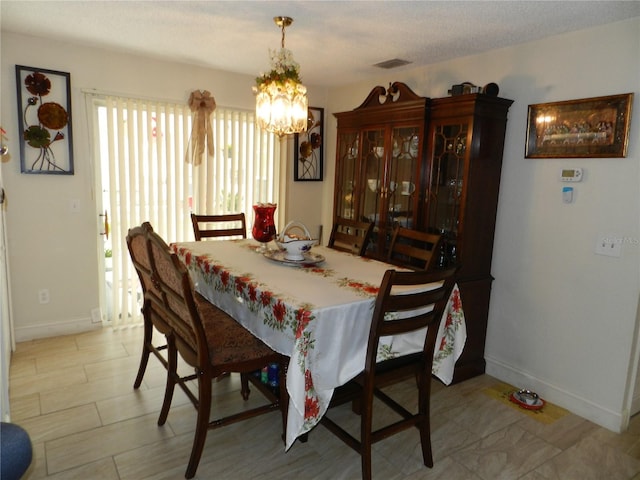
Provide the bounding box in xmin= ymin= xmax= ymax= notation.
xmin=2 ymin=1 xmax=639 ymax=87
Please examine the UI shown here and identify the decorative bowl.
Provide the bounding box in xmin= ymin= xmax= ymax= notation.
xmin=275 ymin=221 xmax=317 ymax=261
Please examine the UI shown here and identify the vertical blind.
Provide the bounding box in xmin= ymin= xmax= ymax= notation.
xmin=87 ymin=93 xmax=281 ymax=327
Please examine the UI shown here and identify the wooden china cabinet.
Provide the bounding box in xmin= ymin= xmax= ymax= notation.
xmin=424 ymin=94 xmax=514 ymax=381
xmin=333 ymin=82 xmax=513 ymax=383
xmin=333 ymin=82 xmax=428 ymax=258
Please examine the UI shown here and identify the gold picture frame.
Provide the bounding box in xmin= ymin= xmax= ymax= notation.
xmin=525 ymin=93 xmax=633 ymax=158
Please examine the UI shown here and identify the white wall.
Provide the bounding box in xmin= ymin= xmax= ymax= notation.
xmin=0 ymin=32 xmax=326 ymax=341
xmin=2 ymin=18 xmax=639 ymax=435
xmin=0 ymin=167 xmax=11 ymax=421
xmin=323 ymin=18 xmax=640 ymax=433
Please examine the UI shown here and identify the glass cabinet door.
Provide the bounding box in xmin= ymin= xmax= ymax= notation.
xmin=335 ymin=131 xmax=359 ymax=221
xmin=427 ymin=122 xmax=469 ymax=266
xmin=360 ymin=128 xmax=386 ymax=225
xmin=388 ymin=125 xmax=421 ymax=230
xmin=334 ymin=83 xmax=430 ymax=261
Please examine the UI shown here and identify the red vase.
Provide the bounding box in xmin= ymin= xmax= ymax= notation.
xmin=252 ymin=203 xmax=277 ymax=248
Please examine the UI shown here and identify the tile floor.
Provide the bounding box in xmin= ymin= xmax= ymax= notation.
xmin=8 ymin=325 xmax=640 ymax=479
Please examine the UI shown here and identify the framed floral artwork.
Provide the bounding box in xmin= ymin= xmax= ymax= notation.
xmin=525 ymin=93 xmax=633 ymax=158
xmin=294 ymin=106 xmax=323 ymax=181
xmin=16 ymin=65 xmax=74 ymax=174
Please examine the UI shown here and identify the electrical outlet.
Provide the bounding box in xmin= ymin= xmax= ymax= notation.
xmin=595 ymin=234 xmax=622 ymax=258
xmin=91 ymin=308 xmax=102 ymax=324
xmin=38 ymin=289 xmax=50 ymax=304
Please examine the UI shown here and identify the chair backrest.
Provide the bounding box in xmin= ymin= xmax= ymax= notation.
xmin=387 ymin=225 xmax=442 ymax=271
xmin=365 ymin=267 xmax=457 ymax=375
xmin=191 ymin=213 xmax=247 ymax=241
xmin=126 ymin=223 xmax=155 ymax=300
xmin=144 ymin=222 xmax=205 ymax=363
xmin=328 ymin=217 xmax=374 ymax=256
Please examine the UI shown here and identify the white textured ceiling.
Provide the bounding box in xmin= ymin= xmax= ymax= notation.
xmin=2 ymin=1 xmax=639 ymax=87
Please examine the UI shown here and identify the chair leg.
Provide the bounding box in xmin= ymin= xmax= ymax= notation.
xmin=360 ymin=408 xmax=373 ymax=480
xmin=419 ymin=416 xmax=434 ymax=468
xmin=360 ymin=385 xmax=375 ymax=480
xmin=185 ymin=370 xmax=212 ymax=479
xmin=158 ymin=337 xmax=177 ymax=426
xmin=240 ymin=373 xmax=251 ymax=400
xmin=133 ymin=316 xmax=153 ymax=388
xmin=418 ymin=380 xmax=434 ymax=468
xmin=351 ymin=397 xmax=362 ymax=415
xmin=279 ymin=359 xmax=288 ymax=444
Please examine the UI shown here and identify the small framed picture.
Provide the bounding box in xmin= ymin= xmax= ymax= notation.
xmin=525 ymin=93 xmax=633 ymax=158
xmin=294 ymin=106 xmax=323 ymax=181
xmin=16 ymin=65 xmax=74 ymax=174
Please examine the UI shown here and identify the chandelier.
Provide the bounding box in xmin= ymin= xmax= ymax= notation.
xmin=254 ymin=16 xmax=308 ymax=137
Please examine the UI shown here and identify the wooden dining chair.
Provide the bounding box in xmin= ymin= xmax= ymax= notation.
xmin=319 ymin=266 xmax=457 ymax=480
xmin=191 ymin=212 xmax=248 ymax=382
xmin=126 ymin=224 xmax=170 ymax=388
xmin=387 ymin=225 xmax=442 ymax=271
xmin=328 ymin=217 xmax=374 ymax=256
xmin=191 ymin=213 xmax=247 ymax=240
xmin=141 ymin=222 xmax=287 ymax=479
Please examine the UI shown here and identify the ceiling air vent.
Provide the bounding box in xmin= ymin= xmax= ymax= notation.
xmin=373 ymin=58 xmax=412 ymax=69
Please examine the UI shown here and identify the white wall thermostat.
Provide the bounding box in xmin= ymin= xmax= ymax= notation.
xmin=560 ymin=168 xmax=583 ymax=182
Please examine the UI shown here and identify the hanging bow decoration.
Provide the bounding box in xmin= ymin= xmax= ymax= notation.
xmin=185 ymin=90 xmax=216 ymax=165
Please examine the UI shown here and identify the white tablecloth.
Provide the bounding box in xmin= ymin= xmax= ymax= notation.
xmin=172 ymin=240 xmax=466 ymax=449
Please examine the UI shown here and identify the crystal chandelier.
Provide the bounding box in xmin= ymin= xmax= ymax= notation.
xmin=254 ymin=16 xmax=308 ymax=137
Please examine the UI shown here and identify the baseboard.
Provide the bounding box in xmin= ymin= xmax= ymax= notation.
xmin=485 ymin=355 xmax=626 ymax=434
xmin=14 ymin=317 xmax=100 ymax=342
xmin=631 ymin=394 xmax=640 ymax=416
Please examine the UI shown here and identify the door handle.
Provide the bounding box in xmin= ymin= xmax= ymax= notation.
xmin=99 ymin=211 xmax=109 ymax=240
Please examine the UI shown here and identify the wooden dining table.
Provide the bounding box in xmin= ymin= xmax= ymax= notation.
xmin=172 ymin=239 xmax=466 ymax=449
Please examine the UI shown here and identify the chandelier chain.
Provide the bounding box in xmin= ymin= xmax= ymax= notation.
xmin=281 ymin=23 xmax=286 ymax=49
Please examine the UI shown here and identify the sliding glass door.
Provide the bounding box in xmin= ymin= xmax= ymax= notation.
xmin=87 ymin=93 xmax=281 ymax=327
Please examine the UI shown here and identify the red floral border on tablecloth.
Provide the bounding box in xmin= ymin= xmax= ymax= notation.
xmin=433 ymin=287 xmax=464 ymax=364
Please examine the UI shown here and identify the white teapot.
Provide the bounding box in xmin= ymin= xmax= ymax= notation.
xmin=275 ymin=221 xmax=317 ymax=261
